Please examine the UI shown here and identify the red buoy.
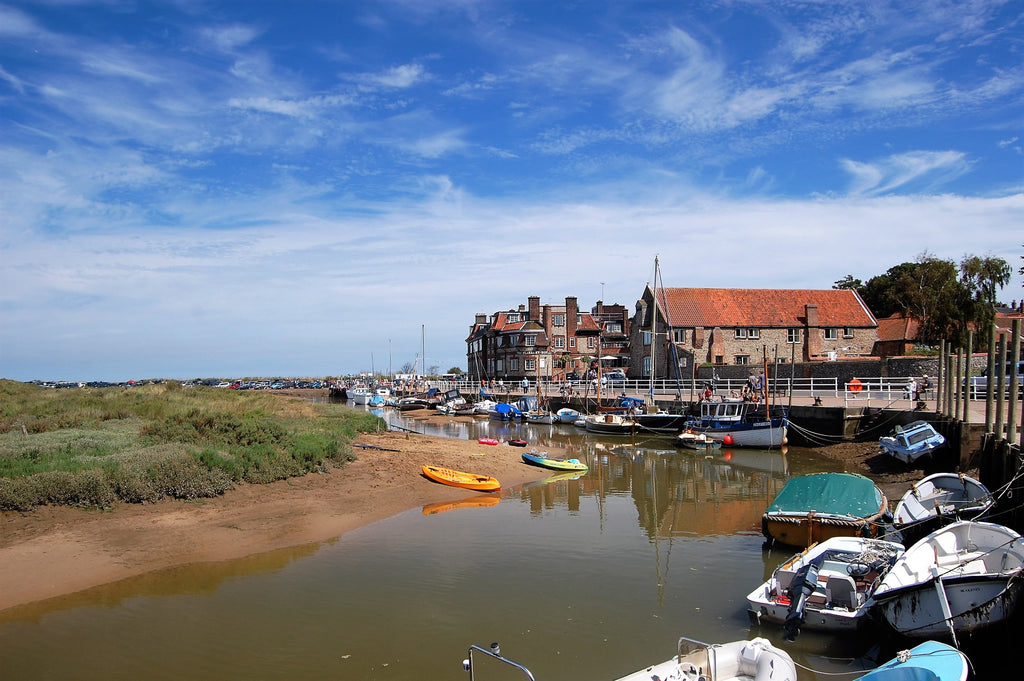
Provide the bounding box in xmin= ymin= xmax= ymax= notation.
xmin=723 ymin=434 xmax=734 ymax=446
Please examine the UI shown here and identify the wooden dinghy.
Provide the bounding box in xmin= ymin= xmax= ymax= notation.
xmin=521 ymin=450 xmax=588 ymax=472
xmin=421 ymin=465 xmax=501 ymax=492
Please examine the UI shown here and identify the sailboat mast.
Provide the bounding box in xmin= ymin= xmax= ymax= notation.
xmin=650 ymin=256 xmax=659 ymax=402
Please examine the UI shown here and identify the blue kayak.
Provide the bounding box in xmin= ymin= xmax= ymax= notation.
xmin=521 ymin=451 xmax=588 ymax=472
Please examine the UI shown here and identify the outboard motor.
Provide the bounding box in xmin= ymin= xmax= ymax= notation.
xmin=783 ymin=562 xmax=819 ymax=642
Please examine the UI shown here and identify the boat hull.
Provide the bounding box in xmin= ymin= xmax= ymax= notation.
xmin=521 ymin=452 xmax=588 ymax=472
xmin=703 ymin=419 xmax=788 ymax=448
xmin=856 ymin=641 xmax=968 ymax=681
xmin=746 ymin=536 xmax=904 ymax=636
xmin=872 ymin=520 xmax=1024 ymax=640
xmin=421 ymin=465 xmax=500 ymax=492
xmin=583 ymin=414 xmax=637 ymax=435
xmin=631 ymin=413 xmax=690 ymax=433
xmin=762 ymin=512 xmax=888 ymax=548
xmin=875 ymin=575 xmax=1023 ymax=638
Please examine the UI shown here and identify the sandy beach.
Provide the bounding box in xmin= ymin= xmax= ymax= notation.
xmin=0 ymin=427 xmax=551 ymax=613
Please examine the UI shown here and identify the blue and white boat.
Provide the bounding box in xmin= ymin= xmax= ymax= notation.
xmin=854 ymin=641 xmax=968 ymax=681
xmin=686 ymin=399 xmax=788 ymax=449
xmin=879 ymin=420 xmax=945 ymax=464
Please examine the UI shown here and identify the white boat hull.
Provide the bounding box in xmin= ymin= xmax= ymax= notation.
xmin=876 ymin=575 xmax=1023 ymax=638
xmin=873 ymin=520 xmax=1024 ymax=639
xmin=614 ymin=637 xmax=796 ymax=681
xmin=746 ymin=536 xmax=904 ymax=636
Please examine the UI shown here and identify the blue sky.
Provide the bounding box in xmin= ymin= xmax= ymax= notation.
xmin=1 ymin=0 xmax=1022 ymax=381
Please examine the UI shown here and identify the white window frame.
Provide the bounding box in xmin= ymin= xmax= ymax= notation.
xmin=787 ymin=329 xmax=802 ymax=344
xmin=553 ymin=314 xmax=565 ymax=326
xmin=748 ymin=328 xmax=760 ymax=339
xmin=843 ymin=327 xmax=854 ymax=339
xmin=824 ymin=328 xmax=838 ymax=340
xmin=735 ymin=328 xmax=747 ymax=339
xmin=735 ymin=355 xmax=750 ymax=365
xmin=524 ymin=359 xmax=535 ymax=371
xmin=642 ymin=331 xmax=652 ymax=346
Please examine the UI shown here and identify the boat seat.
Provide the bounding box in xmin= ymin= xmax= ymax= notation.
xmin=825 ymin=574 xmax=858 ymax=610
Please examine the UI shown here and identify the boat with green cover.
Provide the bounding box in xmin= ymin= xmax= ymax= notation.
xmin=761 ymin=472 xmax=888 ymax=549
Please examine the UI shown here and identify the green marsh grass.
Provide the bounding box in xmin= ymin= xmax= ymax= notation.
xmin=0 ymin=380 xmax=385 ymax=510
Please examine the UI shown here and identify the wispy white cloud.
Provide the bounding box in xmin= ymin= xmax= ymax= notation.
xmin=840 ymin=150 xmax=972 ymax=195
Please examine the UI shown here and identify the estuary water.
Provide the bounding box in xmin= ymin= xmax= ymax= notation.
xmin=0 ymin=411 xmax=1012 ymax=679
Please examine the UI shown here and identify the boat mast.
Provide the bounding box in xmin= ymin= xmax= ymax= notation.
xmin=650 ymin=256 xmax=659 ymax=403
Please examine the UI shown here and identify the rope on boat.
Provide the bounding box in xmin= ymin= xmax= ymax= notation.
xmin=789 ymin=646 xmax=974 ymax=677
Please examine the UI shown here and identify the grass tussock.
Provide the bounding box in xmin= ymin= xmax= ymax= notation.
xmin=0 ymin=380 xmax=385 ymax=511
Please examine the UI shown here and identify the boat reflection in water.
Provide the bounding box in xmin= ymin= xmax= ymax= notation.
xmin=5 ymin=406 xmax=1012 ymax=680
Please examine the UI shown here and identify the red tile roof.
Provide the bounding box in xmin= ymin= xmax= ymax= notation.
xmin=876 ymin=313 xmax=920 ymax=342
xmin=658 ymin=288 xmax=876 ymax=328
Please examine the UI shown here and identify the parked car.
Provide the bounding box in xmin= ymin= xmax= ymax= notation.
xmin=604 ymin=370 xmax=628 ymax=386
xmin=967 ymin=360 xmax=1024 ymax=397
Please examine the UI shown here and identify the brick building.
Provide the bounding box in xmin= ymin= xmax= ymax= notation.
xmin=629 ymin=287 xmax=878 ymax=380
xmin=465 ymin=296 xmax=632 ymax=383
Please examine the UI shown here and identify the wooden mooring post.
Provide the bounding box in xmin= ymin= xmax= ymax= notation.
xmin=977 ymin=319 xmax=1024 ymax=534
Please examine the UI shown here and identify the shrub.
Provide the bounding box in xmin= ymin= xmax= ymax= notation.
xmin=147 ymin=453 xmax=233 ymax=499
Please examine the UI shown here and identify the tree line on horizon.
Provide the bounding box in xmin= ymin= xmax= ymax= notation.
xmin=833 ymin=249 xmax=1017 ymax=348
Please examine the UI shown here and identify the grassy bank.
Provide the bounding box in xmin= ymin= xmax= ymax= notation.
xmin=0 ymin=380 xmax=385 ymax=511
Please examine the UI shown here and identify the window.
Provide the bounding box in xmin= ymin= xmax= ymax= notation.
xmin=507 ymin=313 xmax=519 ymax=323
xmin=607 ymin=322 xmax=622 ymax=333
xmin=672 ymin=329 xmax=686 ymax=343
xmin=748 ymin=328 xmax=760 ymax=339
xmin=643 ymin=356 xmax=651 ymax=376
xmin=525 ymin=359 xmax=535 ymax=371
xmin=824 ymin=328 xmax=838 ymax=340
xmin=787 ymin=329 xmax=802 ymax=344
xmin=510 ymin=359 xmax=519 ymax=372
xmin=496 ymin=360 xmax=504 ymax=372
xmin=735 ymin=328 xmax=747 ymax=339
xmin=553 ymin=314 xmax=565 ymax=326
xmin=525 ymin=334 xmax=536 ymax=346
xmin=588 ymin=337 xmax=595 ymax=348
xmin=554 ymin=336 xmax=565 ymax=349
xmin=569 ymin=337 xmax=576 ymax=348
xmin=642 ymin=331 xmax=652 ymax=346
xmin=714 ymin=355 xmax=724 ymax=365
xmin=843 ymin=327 xmax=854 ymax=338
xmin=735 ymin=355 xmax=750 ymax=365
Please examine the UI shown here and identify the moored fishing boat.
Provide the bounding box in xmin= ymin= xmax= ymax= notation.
xmin=686 ymin=399 xmax=788 ymax=449
xmin=871 ymin=520 xmax=1024 ymax=643
xmin=583 ymin=413 xmax=637 ymax=435
xmin=746 ymin=535 xmax=905 ymax=640
xmin=762 ymin=473 xmax=889 ymax=548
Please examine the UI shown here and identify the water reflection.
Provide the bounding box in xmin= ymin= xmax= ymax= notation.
xmin=4 ymin=408 xmax=1012 ymax=679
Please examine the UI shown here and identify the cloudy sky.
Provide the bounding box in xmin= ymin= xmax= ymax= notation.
xmin=1 ymin=0 xmax=1022 ymax=381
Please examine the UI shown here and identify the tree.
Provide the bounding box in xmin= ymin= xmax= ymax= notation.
xmin=446 ymin=367 xmax=464 ymax=375
xmin=855 ymin=251 xmax=1011 ymax=347
xmin=832 ymin=275 xmax=863 ymax=291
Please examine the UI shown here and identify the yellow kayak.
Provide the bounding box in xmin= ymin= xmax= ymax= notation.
xmin=421 ymin=465 xmax=501 ymax=492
